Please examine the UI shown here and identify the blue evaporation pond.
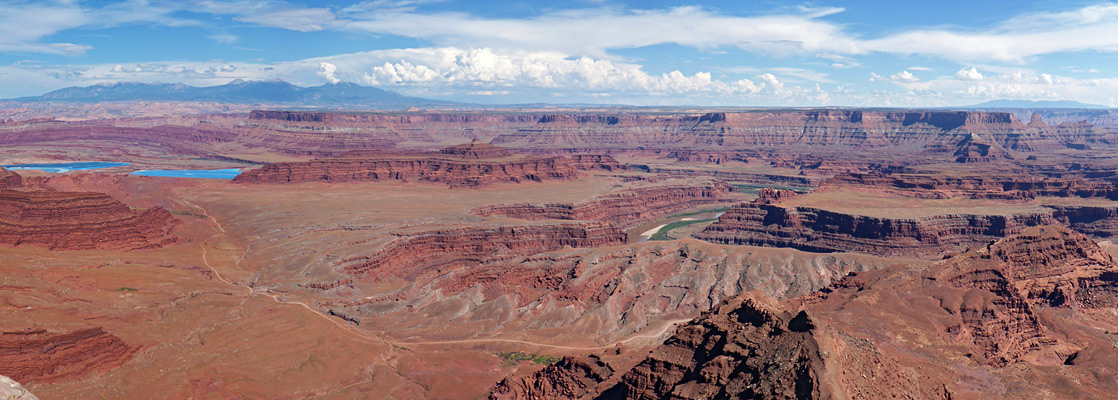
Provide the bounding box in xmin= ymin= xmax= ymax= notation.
xmin=2 ymin=161 xmax=130 ymax=173
xmin=130 ymin=169 xmax=243 ymax=179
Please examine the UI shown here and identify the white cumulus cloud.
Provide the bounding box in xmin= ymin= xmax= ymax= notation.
xmin=955 ymin=67 xmax=984 ymax=81
xmin=318 ymin=62 xmax=340 ymax=84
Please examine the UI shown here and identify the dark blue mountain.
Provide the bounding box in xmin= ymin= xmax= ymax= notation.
xmin=13 ymin=79 xmax=457 ymax=108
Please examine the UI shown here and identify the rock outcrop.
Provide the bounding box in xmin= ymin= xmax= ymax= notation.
xmin=0 ymin=190 xmax=179 ymax=250
xmin=490 ymin=293 xmax=947 ymax=400
xmin=0 ymin=168 xmax=21 ymax=189
xmin=804 ymin=226 xmax=1118 ymax=371
xmin=475 ymin=182 xmax=735 ymax=226
xmin=439 ymin=140 xmax=514 ymax=159
xmin=0 ymin=328 xmax=138 ymax=384
xmin=754 ymin=187 xmax=797 ymax=204
xmin=490 ymin=356 xmax=614 ymax=400
xmin=567 ymin=154 xmax=627 ymax=171
xmin=0 ymin=375 xmax=38 ymax=400
xmin=695 ymin=203 xmax=1056 ymax=257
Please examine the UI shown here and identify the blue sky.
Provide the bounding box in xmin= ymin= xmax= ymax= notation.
xmin=2 ymin=0 xmax=1118 ymax=106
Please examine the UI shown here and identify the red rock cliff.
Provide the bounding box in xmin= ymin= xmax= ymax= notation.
xmin=694 ymin=203 xmax=1056 ymax=257
xmin=0 ymin=190 xmax=179 ymax=250
xmin=233 ymin=156 xmax=584 ymax=187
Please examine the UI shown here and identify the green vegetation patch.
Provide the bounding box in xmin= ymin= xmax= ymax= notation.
xmin=170 ymin=210 xmax=207 ymax=218
xmin=115 ymin=287 xmax=138 ymax=292
xmin=496 ymin=352 xmax=562 ymax=366
xmin=664 ymin=206 xmax=732 ymax=220
xmin=650 ymin=218 xmax=718 ymax=241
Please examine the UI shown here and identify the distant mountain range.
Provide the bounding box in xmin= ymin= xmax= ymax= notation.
xmin=965 ymin=99 xmax=1110 ymax=109
xmin=11 ymin=79 xmax=458 ymax=109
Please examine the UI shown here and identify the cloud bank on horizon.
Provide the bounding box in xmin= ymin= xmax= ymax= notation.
xmin=2 ymin=0 xmax=1118 ymax=107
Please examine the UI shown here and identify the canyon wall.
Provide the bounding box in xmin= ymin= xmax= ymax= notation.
xmin=0 ymin=190 xmax=179 ymax=250
xmin=474 ymin=182 xmax=735 ymax=226
xmin=694 ymin=202 xmax=1056 ymax=257
xmin=822 ymin=172 xmax=1118 ymax=200
xmin=248 ymin=110 xmax=1111 ymax=154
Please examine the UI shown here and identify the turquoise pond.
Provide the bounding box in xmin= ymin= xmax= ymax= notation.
xmin=2 ymin=162 xmax=129 ymax=172
xmin=130 ymin=169 xmax=243 ymax=179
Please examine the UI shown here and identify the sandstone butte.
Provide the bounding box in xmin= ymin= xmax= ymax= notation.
xmin=0 ymin=328 xmax=138 ymax=384
xmin=474 ymin=181 xmax=735 ymax=226
xmin=491 ymin=226 xmax=1118 ymax=399
xmin=233 ymin=141 xmax=626 ymax=186
xmin=0 ymin=189 xmax=179 ymax=250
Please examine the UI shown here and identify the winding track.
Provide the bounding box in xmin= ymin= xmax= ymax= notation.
xmin=179 ymin=198 xmax=689 ymax=351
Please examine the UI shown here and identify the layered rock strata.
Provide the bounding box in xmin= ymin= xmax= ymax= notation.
xmin=0 ymin=328 xmax=138 ymax=384
xmin=695 ymin=202 xmax=1055 ymax=257
xmin=249 ymin=110 xmax=1106 ymax=153
xmin=308 ymin=222 xmax=627 ymax=289
xmin=474 ymin=182 xmax=734 ymax=226
xmin=233 ymin=156 xmax=583 ymax=187
xmin=0 ymin=190 xmax=179 ymax=250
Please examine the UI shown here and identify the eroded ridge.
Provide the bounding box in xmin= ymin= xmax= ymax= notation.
xmin=0 ymin=189 xmax=178 ymax=250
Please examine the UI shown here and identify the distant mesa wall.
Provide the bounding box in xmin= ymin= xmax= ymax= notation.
xmin=0 ymin=328 xmax=138 ymax=384
xmin=475 ymin=182 xmax=734 ymax=226
xmin=234 ymin=145 xmax=627 ymax=186
xmin=694 ymin=202 xmax=1057 ymax=257
xmin=0 ymin=190 xmax=179 ymax=250
xmin=249 ymin=110 xmax=1107 ymax=154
